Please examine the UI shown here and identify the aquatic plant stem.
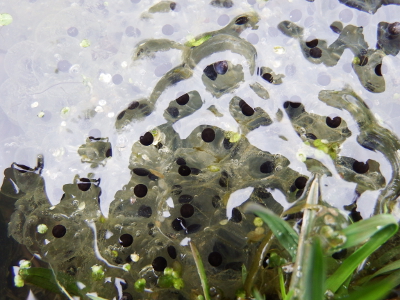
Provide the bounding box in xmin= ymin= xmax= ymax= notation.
xmin=190 ymin=241 xmax=211 ymax=300
xmin=288 ymin=176 xmax=319 ymax=299
xmin=243 ymin=231 xmax=273 ymax=296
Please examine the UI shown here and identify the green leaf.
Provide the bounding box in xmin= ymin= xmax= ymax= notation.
xmin=241 ymin=264 xmax=247 ymax=285
xmin=278 ymin=267 xmax=287 ymax=299
xmin=245 ymin=203 xmax=299 ymax=259
xmin=253 ymin=289 xmax=264 ymax=300
xmin=304 ymin=237 xmax=325 ymax=300
xmin=357 ymin=259 xmax=400 ymax=285
xmin=338 ymin=269 xmax=400 ymax=300
xmin=339 ymin=214 xmax=398 ymax=249
xmin=19 ymin=267 xmax=83 ymax=297
xmin=326 ymin=221 xmax=398 ymax=293
xmin=190 ymin=241 xmax=211 ymax=300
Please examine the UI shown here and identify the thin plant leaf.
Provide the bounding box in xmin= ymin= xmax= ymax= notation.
xmin=245 ymin=203 xmax=299 ymax=259
xmin=86 ymin=294 xmax=109 ymax=300
xmin=284 ymin=290 xmax=294 ymax=300
xmin=339 ymin=214 xmax=398 ymax=249
xmin=19 ymin=267 xmax=83 ymax=297
xmin=278 ymin=267 xmax=287 ymax=299
xmin=242 ymin=264 xmax=248 ymax=285
xmin=288 ymin=177 xmax=321 ymax=299
xmin=190 ymin=241 xmax=211 ymax=300
xmin=304 ymin=237 xmax=325 ymax=300
xmin=253 ymin=289 xmax=264 ymax=300
xmin=357 ymin=259 xmax=400 ymax=285
xmin=326 ymin=223 xmax=398 ymax=293
xmin=338 ymin=269 xmax=400 ymax=300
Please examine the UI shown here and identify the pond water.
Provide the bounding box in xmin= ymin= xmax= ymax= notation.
xmin=0 ymin=0 xmax=400 ymax=299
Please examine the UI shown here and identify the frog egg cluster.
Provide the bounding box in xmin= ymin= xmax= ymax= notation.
xmin=1 ymin=0 xmax=400 ymax=299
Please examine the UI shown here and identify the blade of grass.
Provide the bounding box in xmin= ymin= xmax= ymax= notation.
xmin=338 ymin=269 xmax=400 ymax=300
xmin=288 ymin=177 xmax=322 ymax=300
xmin=190 ymin=241 xmax=211 ymax=300
xmin=278 ymin=267 xmax=287 ymax=299
xmin=253 ymin=289 xmax=264 ymax=300
xmin=304 ymin=237 xmax=325 ymax=300
xmin=326 ymin=222 xmax=398 ymax=293
xmin=357 ymin=259 xmax=400 ymax=285
xmin=244 ymin=203 xmax=299 ymax=259
xmin=339 ymin=214 xmax=398 ymax=249
xmin=241 ymin=264 xmax=247 ymax=285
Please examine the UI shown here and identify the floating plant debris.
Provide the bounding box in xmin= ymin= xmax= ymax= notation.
xmin=1 ymin=1 xmax=400 ymax=300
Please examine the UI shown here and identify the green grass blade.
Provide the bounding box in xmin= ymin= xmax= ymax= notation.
xmin=304 ymin=237 xmax=325 ymax=300
xmin=340 ymin=214 xmax=398 ymax=249
xmin=253 ymin=289 xmax=264 ymax=300
xmin=357 ymin=259 xmax=400 ymax=285
xmin=86 ymin=295 xmax=109 ymax=300
xmin=338 ymin=269 xmax=400 ymax=300
xmin=190 ymin=241 xmax=211 ymax=300
xmin=278 ymin=267 xmax=287 ymax=299
xmin=245 ymin=203 xmax=299 ymax=259
xmin=326 ymin=223 xmax=398 ymax=293
xmin=242 ymin=264 xmax=248 ymax=285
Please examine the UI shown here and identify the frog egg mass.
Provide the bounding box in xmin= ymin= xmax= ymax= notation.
xmin=0 ymin=0 xmax=400 ymax=299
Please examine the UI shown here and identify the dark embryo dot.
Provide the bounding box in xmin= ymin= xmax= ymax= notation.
xmin=178 ymin=165 xmax=191 ymax=176
xmin=261 ymin=73 xmax=273 ymax=83
xmin=231 ymin=207 xmax=242 ymax=223
xmin=167 ymin=245 xmax=177 ymax=259
xmin=208 ymin=252 xmax=223 ymax=267
xmin=119 ymin=233 xmax=133 ymax=247
xmin=152 ymin=256 xmax=167 ymax=272
xmin=171 ymin=185 xmax=182 ymax=195
xmin=309 ymin=47 xmax=322 ymax=58
xmin=121 ymin=292 xmax=133 ymax=300
xmin=133 ymin=168 xmax=150 ymax=176
xmin=176 ymin=157 xmax=186 ymax=165
xmin=326 ymin=116 xmax=341 ymax=128
xmin=353 ymin=160 xmax=369 ymax=174
xmin=134 ymin=184 xmax=148 ymax=198
xmin=167 ymin=106 xmax=179 ymax=118
xmin=52 ymin=225 xmax=66 ymax=238
xmin=138 ymin=205 xmax=152 ymax=218
xmin=140 ymin=132 xmax=154 ymax=146
xmin=239 ymin=100 xmax=254 ymax=116
xmin=172 ymin=217 xmax=186 ymax=231
xmin=235 ymin=16 xmax=249 ymax=25
xmin=180 ymin=204 xmax=194 ymax=218
xmin=294 ymin=177 xmax=307 ymax=189
xmin=203 ymin=65 xmax=218 ymax=81
xmin=260 ymin=161 xmax=274 ymax=173
xmin=178 ymin=194 xmax=193 ymax=203
xmin=176 ymin=93 xmax=189 ymax=105
xmin=186 ymin=224 xmax=201 ymax=234
xmin=201 ymin=128 xmax=215 ymax=143
xmin=78 ymin=178 xmax=91 ymax=191
xmin=213 ymin=61 xmax=228 ymax=75
xmin=117 ymin=110 xmax=126 ymax=120
xmin=128 ymin=101 xmax=139 ymax=110
xmin=375 ymin=64 xmax=382 ymax=76
xmin=305 ymin=38 xmax=318 ymax=48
